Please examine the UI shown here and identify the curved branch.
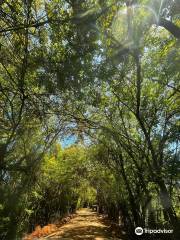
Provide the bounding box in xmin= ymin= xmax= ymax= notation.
xmin=158 ymin=18 xmax=180 ymax=39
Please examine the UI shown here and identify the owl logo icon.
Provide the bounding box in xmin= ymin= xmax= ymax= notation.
xmin=135 ymin=227 xmax=143 ymax=235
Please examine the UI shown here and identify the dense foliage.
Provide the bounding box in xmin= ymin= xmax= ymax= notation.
xmin=0 ymin=0 xmax=179 ymax=239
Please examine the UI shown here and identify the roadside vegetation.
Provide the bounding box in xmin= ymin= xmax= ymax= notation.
xmin=0 ymin=0 xmax=179 ymax=239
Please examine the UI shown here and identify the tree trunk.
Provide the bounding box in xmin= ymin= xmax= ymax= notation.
xmin=158 ymin=18 xmax=180 ymax=39
xmin=157 ymin=179 xmax=177 ymax=225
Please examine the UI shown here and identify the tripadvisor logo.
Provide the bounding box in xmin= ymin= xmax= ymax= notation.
xmin=135 ymin=227 xmax=173 ymax=235
xmin=135 ymin=227 xmax=143 ymax=235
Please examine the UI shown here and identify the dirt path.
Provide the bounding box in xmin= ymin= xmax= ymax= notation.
xmin=43 ymin=208 xmax=122 ymax=240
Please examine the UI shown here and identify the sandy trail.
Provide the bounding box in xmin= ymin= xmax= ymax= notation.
xmin=43 ymin=208 xmax=122 ymax=240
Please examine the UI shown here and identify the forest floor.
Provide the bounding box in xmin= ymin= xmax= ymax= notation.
xmin=42 ymin=208 xmax=124 ymax=240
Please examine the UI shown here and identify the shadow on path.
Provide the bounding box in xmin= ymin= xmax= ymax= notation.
xmin=44 ymin=208 xmax=123 ymax=240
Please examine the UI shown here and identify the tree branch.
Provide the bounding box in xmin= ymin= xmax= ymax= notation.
xmin=158 ymin=18 xmax=180 ymax=39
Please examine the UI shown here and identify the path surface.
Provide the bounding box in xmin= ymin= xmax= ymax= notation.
xmin=44 ymin=208 xmax=122 ymax=240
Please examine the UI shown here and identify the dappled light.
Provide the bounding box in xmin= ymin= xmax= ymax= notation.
xmin=0 ymin=0 xmax=179 ymax=239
